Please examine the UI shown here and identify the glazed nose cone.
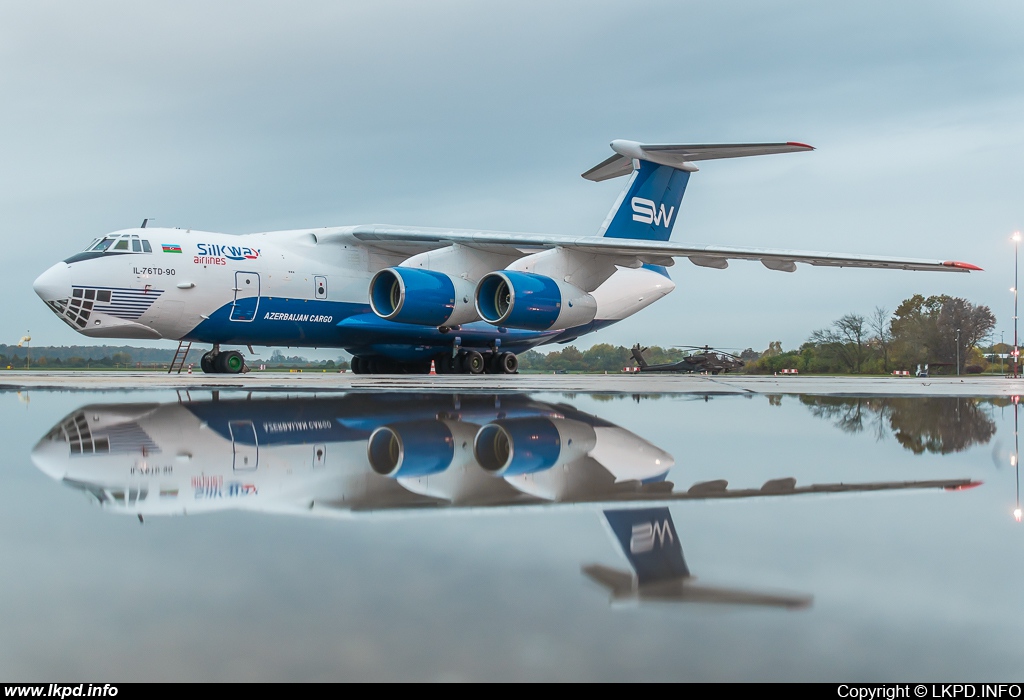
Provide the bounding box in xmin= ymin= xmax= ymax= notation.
xmin=33 ymin=262 xmax=72 ymax=302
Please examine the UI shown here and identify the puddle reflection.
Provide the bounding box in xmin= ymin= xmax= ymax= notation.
xmin=30 ymin=391 xmax=986 ymax=612
xmin=798 ymin=395 xmax=1000 ymax=454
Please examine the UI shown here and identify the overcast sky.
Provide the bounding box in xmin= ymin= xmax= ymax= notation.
xmin=3 ymin=1 xmax=1023 ymax=353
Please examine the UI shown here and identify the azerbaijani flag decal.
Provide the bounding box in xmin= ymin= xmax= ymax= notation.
xmin=162 ymin=244 xmax=182 ymax=254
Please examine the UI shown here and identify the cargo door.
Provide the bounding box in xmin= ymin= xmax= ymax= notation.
xmin=230 ymin=272 xmax=260 ymax=322
xmin=229 ymin=420 xmax=259 ymax=472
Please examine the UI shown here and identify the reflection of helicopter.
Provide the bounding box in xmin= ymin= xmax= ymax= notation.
xmin=629 ymin=344 xmax=745 ymax=374
xmin=32 ymin=392 xmax=978 ymax=609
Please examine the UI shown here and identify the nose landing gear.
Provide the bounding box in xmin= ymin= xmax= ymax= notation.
xmin=199 ymin=346 xmax=247 ymax=374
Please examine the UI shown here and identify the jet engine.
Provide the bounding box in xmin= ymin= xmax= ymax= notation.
xmin=473 ymin=417 xmax=597 ymax=477
xmin=369 ymin=267 xmax=479 ymax=327
xmin=367 ymin=420 xmax=456 ymax=478
xmin=474 ymin=271 xmax=597 ymax=331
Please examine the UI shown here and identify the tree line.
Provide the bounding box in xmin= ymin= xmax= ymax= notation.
xmin=522 ymin=294 xmax=997 ymax=375
xmin=751 ymin=294 xmax=996 ymax=374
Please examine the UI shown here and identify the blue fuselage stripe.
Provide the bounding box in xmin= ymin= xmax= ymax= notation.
xmin=183 ymin=297 xmax=616 ymax=360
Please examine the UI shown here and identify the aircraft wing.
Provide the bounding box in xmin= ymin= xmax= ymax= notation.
xmin=347 ymin=225 xmax=981 ymax=273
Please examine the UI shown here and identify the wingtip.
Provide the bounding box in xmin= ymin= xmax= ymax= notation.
xmin=945 ymin=481 xmax=983 ymax=491
xmin=787 ymin=141 xmax=815 ymax=151
xmin=943 ymin=261 xmax=984 ymax=271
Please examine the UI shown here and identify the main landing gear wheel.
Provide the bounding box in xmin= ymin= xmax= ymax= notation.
xmin=464 ymin=351 xmax=485 ymax=375
xmin=434 ymin=350 xmax=518 ymax=375
xmin=497 ymin=352 xmax=518 ymax=374
xmin=200 ymin=352 xmax=216 ymax=374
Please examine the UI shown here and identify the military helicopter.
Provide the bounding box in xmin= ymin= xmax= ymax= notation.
xmin=629 ymin=344 xmax=746 ymax=374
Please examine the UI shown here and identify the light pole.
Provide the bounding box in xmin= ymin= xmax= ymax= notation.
xmin=1015 ymin=396 xmax=1021 ymax=522
xmin=956 ymin=328 xmax=961 ymax=376
xmin=1015 ymin=232 xmax=1021 ymax=378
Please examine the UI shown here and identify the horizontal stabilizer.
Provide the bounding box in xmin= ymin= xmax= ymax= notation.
xmin=582 ymin=140 xmax=814 ymax=181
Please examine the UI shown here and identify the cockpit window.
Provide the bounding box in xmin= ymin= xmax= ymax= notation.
xmin=68 ymin=234 xmax=154 ymax=264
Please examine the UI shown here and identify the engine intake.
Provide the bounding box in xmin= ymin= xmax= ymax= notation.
xmin=367 ymin=421 xmax=455 ymax=477
xmin=474 ymin=271 xmax=597 ymax=331
xmin=369 ymin=267 xmax=459 ymax=327
xmin=474 ymin=418 xmax=561 ymax=476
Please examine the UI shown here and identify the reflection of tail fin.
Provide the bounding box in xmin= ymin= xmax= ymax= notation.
xmin=586 ymin=508 xmax=814 ymax=609
xmin=603 ymin=507 xmax=689 ymax=584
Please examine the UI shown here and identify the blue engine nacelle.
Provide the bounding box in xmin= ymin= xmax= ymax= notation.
xmin=473 ymin=418 xmax=562 ymax=476
xmin=474 ymin=271 xmax=597 ymax=331
xmin=367 ymin=421 xmax=455 ymax=477
xmin=369 ymin=267 xmax=479 ymax=327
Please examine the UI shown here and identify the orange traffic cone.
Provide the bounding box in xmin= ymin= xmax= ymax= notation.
xmin=429 ymin=360 xmax=436 ymax=375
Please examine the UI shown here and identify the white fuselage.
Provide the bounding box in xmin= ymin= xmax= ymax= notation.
xmin=32 ymin=226 xmax=675 ymax=360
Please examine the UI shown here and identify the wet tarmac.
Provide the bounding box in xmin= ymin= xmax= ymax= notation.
xmin=3 ymin=370 xmax=1024 ymax=396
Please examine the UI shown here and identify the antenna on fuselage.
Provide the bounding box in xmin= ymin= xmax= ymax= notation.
xmin=140 ymin=218 xmax=152 ymax=229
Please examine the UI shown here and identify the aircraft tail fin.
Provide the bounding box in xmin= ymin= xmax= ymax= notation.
xmin=630 ymin=344 xmax=649 ymax=369
xmin=603 ymin=507 xmax=689 ymax=585
xmin=587 ymin=140 xmax=813 ymax=242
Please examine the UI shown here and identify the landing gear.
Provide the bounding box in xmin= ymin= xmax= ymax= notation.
xmin=351 ymin=356 xmax=433 ymax=374
xmin=494 ymin=352 xmax=518 ymax=374
xmin=463 ymin=351 xmax=485 ymax=374
xmin=433 ymin=350 xmax=518 ymax=375
xmin=216 ymin=350 xmax=245 ymax=374
xmin=199 ymin=346 xmax=246 ymax=374
xmin=350 ymin=350 xmax=518 ymax=375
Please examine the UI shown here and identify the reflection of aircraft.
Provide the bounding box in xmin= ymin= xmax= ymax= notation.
xmin=629 ymin=344 xmax=744 ymax=374
xmin=585 ymin=508 xmax=811 ymax=608
xmin=32 ymin=393 xmax=978 ymax=608
xmin=33 ymin=140 xmax=978 ymax=375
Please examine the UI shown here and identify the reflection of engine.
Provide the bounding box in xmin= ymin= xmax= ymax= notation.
xmin=367 ymin=421 xmax=455 ymax=477
xmin=474 ymin=417 xmax=675 ymax=502
xmin=474 ymin=417 xmax=596 ymax=476
xmin=387 ymin=420 xmax=524 ymax=506
xmin=475 ymin=271 xmax=597 ymax=331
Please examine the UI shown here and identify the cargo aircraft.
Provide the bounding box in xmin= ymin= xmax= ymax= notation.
xmin=32 ymin=140 xmax=980 ymax=374
xmin=31 ymin=392 xmax=977 ymax=608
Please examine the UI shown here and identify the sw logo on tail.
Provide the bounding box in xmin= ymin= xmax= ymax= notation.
xmin=630 ymin=198 xmax=675 ymax=228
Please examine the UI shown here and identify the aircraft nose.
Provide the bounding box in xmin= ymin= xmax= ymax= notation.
xmin=33 ymin=262 xmax=71 ymax=302
xmin=30 ymin=436 xmax=69 ymax=481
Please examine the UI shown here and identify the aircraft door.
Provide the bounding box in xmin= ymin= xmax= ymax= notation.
xmin=314 ymin=276 xmax=327 ymax=300
xmin=229 ymin=420 xmax=259 ymax=472
xmin=230 ymin=272 xmax=260 ymax=322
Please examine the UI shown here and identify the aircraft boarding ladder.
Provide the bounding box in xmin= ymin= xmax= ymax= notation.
xmin=168 ymin=341 xmax=192 ymax=374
